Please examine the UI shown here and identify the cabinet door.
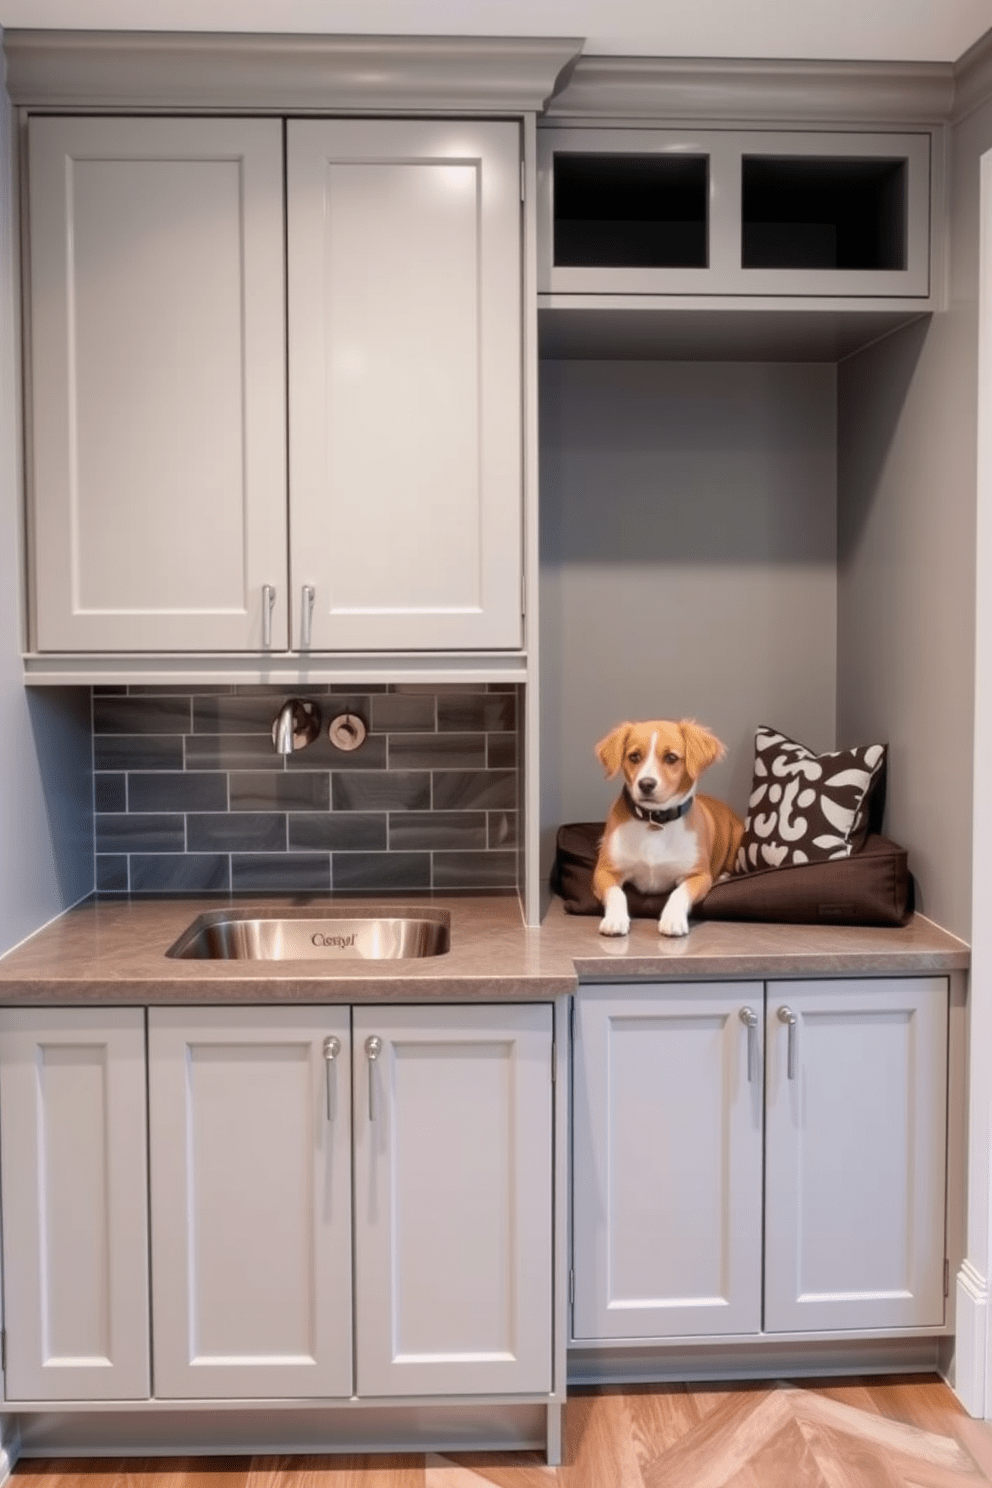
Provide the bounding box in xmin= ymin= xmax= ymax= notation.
xmin=764 ymin=977 xmax=948 ymax=1333
xmin=28 ymin=116 xmax=288 ymax=652
xmin=0 ymin=1008 xmax=150 ymax=1400
xmin=353 ymin=1004 xmax=552 ymax=1395
xmin=148 ymin=1006 xmax=351 ymax=1398
xmin=287 ymin=119 xmax=523 ymax=652
xmin=572 ymin=984 xmax=764 ymax=1341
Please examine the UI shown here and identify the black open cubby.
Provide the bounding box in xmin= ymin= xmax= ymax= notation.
xmin=741 ymin=155 xmax=908 ymax=271
xmin=552 ymin=152 xmax=708 ymax=269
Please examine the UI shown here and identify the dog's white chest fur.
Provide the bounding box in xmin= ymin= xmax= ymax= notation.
xmin=606 ymin=816 xmax=700 ymax=894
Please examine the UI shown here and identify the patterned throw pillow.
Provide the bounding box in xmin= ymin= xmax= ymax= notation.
xmin=735 ymin=726 xmax=887 ymax=873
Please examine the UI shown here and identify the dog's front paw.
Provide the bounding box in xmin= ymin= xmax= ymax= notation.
xmin=658 ymin=884 xmax=691 ymax=938
xmin=599 ymin=886 xmax=630 ymax=937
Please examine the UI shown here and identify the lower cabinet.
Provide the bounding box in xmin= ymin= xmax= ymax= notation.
xmin=572 ymin=978 xmax=949 ymax=1344
xmin=0 ymin=1001 xmax=553 ymax=1404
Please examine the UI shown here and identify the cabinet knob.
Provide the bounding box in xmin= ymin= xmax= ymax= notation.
xmin=322 ymin=1034 xmax=341 ymax=1121
xmin=365 ymin=1035 xmax=383 ymax=1121
xmin=777 ymin=1005 xmax=798 ymax=1080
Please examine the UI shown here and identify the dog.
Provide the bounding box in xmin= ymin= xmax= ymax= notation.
xmin=593 ymin=719 xmax=744 ymax=938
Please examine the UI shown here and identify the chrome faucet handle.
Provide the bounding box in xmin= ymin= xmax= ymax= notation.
xmin=271 ymin=699 xmax=321 ymax=755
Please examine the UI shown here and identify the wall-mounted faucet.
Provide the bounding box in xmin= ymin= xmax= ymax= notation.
xmin=272 ymin=699 xmax=321 ymax=755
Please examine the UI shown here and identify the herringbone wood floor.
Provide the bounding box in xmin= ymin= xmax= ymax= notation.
xmin=12 ymin=1377 xmax=992 ymax=1488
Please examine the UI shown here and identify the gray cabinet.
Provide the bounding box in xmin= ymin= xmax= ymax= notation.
xmin=538 ymin=127 xmax=932 ymax=300
xmin=572 ymin=976 xmax=948 ymax=1345
xmin=26 ymin=114 xmax=524 ymax=658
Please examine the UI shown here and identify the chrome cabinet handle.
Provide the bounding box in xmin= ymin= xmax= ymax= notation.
xmin=301 ymin=584 xmax=316 ymax=649
xmin=322 ymin=1035 xmax=341 ymax=1121
xmin=739 ymin=1006 xmax=759 ymax=1083
xmin=365 ymin=1035 xmax=383 ymax=1121
xmin=778 ymin=1005 xmax=798 ymax=1079
xmin=262 ymin=584 xmax=275 ymax=648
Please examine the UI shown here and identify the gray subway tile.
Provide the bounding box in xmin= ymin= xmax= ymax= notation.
xmin=94 ymin=735 xmax=185 ymax=772
xmin=229 ymin=771 xmax=330 ymax=812
xmin=130 ymin=854 xmax=230 ymax=892
xmin=185 ymin=734 xmax=285 ymax=772
xmin=331 ymin=853 xmax=431 ymax=892
xmin=388 ymin=733 xmax=486 ymax=770
xmin=488 ymin=811 xmax=518 ymax=849
xmin=193 ymin=695 xmax=318 ymax=735
xmin=432 ymin=851 xmax=518 ymax=889
xmin=231 ymin=854 xmax=331 ymax=892
xmin=389 ymin=812 xmax=487 ymax=851
xmin=371 ymin=694 xmax=436 ymax=732
xmin=93 ymin=696 xmax=192 ymax=735
xmin=438 ymin=694 xmax=517 ymax=733
xmin=432 ymin=770 xmax=517 ymax=812
xmin=487 ymin=734 xmax=518 ymax=770
xmin=187 ymin=813 xmax=287 ymax=852
xmin=95 ymin=773 xmax=126 ymax=813
xmin=289 ymin=813 xmax=387 ymax=852
xmin=95 ymin=855 xmax=129 ymax=893
xmin=332 ymin=771 xmax=431 ymax=813
xmin=128 ymin=772 xmax=228 ymax=813
xmin=287 ymin=731 xmax=385 ymax=772
xmin=96 ymin=814 xmax=185 ymax=854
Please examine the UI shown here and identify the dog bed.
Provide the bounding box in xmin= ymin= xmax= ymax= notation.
xmin=552 ymin=822 xmax=913 ymax=928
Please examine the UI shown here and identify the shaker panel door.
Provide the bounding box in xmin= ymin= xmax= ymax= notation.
xmin=572 ymin=984 xmax=764 ymax=1340
xmin=287 ymin=119 xmax=522 ymax=651
xmin=29 ymin=116 xmax=288 ymax=652
xmin=764 ymin=977 xmax=948 ymax=1332
xmin=0 ymin=1008 xmax=150 ymax=1400
xmin=148 ymin=1006 xmax=352 ymax=1398
xmin=353 ymin=1003 xmax=552 ymax=1395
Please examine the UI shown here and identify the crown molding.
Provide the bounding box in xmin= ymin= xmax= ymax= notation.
xmin=2 ymin=29 xmax=582 ymax=113
xmin=952 ymin=25 xmax=992 ymax=124
xmin=544 ymin=55 xmax=955 ymax=126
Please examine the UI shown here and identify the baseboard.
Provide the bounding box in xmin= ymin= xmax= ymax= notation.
xmin=953 ymin=1261 xmax=989 ymax=1416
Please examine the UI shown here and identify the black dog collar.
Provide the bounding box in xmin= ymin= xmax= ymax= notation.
xmin=623 ymin=786 xmax=693 ymax=826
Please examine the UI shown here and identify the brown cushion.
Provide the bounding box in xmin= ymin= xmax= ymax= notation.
xmin=553 ymin=822 xmax=912 ymax=927
xmin=735 ymin=725 xmax=887 ymax=872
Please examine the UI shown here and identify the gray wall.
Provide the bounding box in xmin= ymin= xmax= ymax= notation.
xmin=0 ymin=40 xmax=92 ymax=956
xmin=539 ymin=358 xmax=838 ymax=875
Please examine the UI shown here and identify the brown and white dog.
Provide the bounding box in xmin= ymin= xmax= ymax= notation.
xmin=593 ymin=719 xmax=744 ymax=938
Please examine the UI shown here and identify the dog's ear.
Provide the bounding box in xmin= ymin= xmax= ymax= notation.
xmin=680 ymin=720 xmax=726 ymax=781
xmin=596 ymin=724 xmax=631 ymax=779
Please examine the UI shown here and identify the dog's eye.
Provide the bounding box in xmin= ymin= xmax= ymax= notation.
xmin=664 ymin=751 xmax=680 ymax=765
xmin=627 ymin=750 xmax=642 ymax=764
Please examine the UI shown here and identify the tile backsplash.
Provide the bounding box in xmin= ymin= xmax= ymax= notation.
xmin=93 ymin=684 xmax=520 ymax=895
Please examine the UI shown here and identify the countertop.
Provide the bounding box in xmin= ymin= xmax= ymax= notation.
xmin=0 ymin=893 xmax=970 ymax=1004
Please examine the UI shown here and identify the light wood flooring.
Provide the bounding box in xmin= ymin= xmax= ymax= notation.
xmin=12 ymin=1376 xmax=992 ymax=1488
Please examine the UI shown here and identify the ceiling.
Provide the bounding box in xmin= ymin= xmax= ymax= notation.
xmin=0 ymin=0 xmax=990 ymax=66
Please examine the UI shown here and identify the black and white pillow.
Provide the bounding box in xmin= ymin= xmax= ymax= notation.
xmin=735 ymin=726 xmax=887 ymax=873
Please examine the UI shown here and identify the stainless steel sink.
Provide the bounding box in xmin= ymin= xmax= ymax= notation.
xmin=166 ymin=908 xmax=450 ymax=961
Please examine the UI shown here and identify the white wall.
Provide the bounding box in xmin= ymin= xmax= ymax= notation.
xmin=539 ymin=357 xmax=838 ymax=876
xmin=0 ymin=32 xmax=93 ymax=956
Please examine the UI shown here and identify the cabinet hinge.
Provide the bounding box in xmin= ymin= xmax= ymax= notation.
xmin=945 ymin=1258 xmax=951 ymax=1298
xmin=569 ymin=1268 xmax=575 ymax=1306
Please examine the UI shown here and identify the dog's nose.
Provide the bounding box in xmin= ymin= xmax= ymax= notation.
xmin=639 ymin=777 xmax=657 ymax=795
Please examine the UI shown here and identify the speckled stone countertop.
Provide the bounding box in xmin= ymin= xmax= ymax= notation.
xmin=0 ymin=892 xmax=970 ymax=1005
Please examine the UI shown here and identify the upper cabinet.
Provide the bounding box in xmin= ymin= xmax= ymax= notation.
xmin=538 ymin=128 xmax=932 ymax=300
xmin=26 ymin=114 xmax=524 ymax=657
